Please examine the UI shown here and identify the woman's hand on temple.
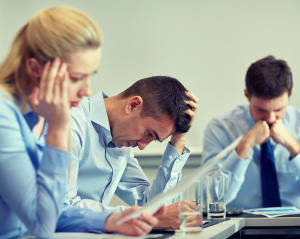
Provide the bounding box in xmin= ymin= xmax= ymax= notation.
xmin=29 ymin=58 xmax=70 ymax=151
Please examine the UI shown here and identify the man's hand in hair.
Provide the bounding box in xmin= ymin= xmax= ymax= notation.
xmin=170 ymin=91 xmax=198 ymax=155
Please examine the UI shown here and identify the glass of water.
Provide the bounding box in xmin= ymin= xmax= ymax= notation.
xmin=206 ymin=175 xmax=226 ymax=219
xmin=178 ymin=180 xmax=203 ymax=234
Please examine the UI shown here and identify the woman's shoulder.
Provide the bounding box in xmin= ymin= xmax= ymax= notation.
xmin=0 ymin=90 xmax=22 ymax=119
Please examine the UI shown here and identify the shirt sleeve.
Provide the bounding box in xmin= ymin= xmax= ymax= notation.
xmin=115 ymin=142 xmax=190 ymax=206
xmin=289 ymin=152 xmax=300 ymax=178
xmin=56 ymin=192 xmax=112 ymax=233
xmin=201 ymin=119 xmax=251 ymax=204
xmin=0 ymin=99 xmax=70 ymax=239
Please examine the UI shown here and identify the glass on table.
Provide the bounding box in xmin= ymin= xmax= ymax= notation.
xmin=206 ymin=175 xmax=226 ymax=220
xmin=178 ymin=180 xmax=203 ymax=234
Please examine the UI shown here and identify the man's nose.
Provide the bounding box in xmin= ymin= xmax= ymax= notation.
xmin=137 ymin=138 xmax=153 ymax=150
xmin=265 ymin=112 xmax=276 ymax=124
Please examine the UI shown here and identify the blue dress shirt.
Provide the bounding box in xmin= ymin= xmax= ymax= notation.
xmin=68 ymin=91 xmax=190 ymax=212
xmin=201 ymin=105 xmax=300 ymax=209
xmin=0 ymin=91 xmax=111 ymax=239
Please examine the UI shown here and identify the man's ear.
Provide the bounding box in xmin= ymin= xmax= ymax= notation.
xmin=290 ymin=88 xmax=294 ymax=97
xmin=244 ymin=89 xmax=251 ymax=102
xmin=124 ymin=96 xmax=143 ymax=115
xmin=28 ymin=58 xmax=43 ymax=83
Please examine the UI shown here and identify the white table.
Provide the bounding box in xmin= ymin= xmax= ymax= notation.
xmin=240 ymin=216 xmax=300 ymax=237
xmin=17 ymin=218 xmax=245 ymax=239
xmin=169 ymin=218 xmax=244 ymax=239
xmin=244 ymin=216 xmax=300 ymax=227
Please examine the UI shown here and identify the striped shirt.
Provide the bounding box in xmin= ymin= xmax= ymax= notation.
xmin=68 ymin=91 xmax=190 ymax=212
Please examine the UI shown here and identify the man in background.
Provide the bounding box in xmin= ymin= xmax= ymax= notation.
xmin=201 ymin=56 xmax=300 ymax=209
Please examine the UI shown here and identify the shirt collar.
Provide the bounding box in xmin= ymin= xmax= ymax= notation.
xmin=19 ymin=99 xmax=48 ymax=141
xmin=0 ymin=91 xmax=39 ymax=129
xmin=246 ymin=105 xmax=256 ymax=129
xmin=21 ymin=102 xmax=40 ymax=130
xmin=90 ymin=91 xmax=113 ymax=145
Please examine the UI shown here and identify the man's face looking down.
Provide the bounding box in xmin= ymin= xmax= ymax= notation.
xmin=111 ymin=113 xmax=176 ymax=150
xmin=245 ymin=89 xmax=292 ymax=126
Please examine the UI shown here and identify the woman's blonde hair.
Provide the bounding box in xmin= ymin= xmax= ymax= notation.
xmin=0 ymin=6 xmax=103 ymax=110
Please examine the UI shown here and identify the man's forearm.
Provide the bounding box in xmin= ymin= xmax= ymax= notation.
xmin=284 ymin=137 xmax=300 ymax=159
xmin=169 ymin=135 xmax=185 ymax=155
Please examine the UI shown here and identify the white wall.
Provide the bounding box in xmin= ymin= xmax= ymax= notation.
xmin=1 ymin=0 xmax=300 ymax=156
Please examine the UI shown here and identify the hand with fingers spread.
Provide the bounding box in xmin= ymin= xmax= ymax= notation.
xmin=28 ymin=58 xmax=70 ymax=151
xmin=170 ymin=91 xmax=199 ymax=154
xmin=105 ymin=205 xmax=166 ymax=236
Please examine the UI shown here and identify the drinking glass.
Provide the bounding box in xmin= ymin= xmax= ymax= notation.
xmin=178 ymin=180 xmax=203 ymax=234
xmin=206 ymin=175 xmax=226 ymax=219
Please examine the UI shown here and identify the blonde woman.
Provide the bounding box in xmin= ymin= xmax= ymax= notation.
xmin=0 ymin=6 xmax=165 ymax=239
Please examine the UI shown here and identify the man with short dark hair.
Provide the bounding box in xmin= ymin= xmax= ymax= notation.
xmin=201 ymin=56 xmax=300 ymax=209
xmin=68 ymin=76 xmax=198 ymax=228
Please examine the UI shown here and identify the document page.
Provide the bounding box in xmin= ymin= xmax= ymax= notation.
xmin=244 ymin=207 xmax=300 ymax=218
xmin=117 ymin=135 xmax=243 ymax=225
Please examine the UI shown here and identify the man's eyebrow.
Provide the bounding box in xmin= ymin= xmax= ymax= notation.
xmin=153 ymin=130 xmax=162 ymax=143
xmin=275 ymin=106 xmax=284 ymax=111
xmin=255 ymin=106 xmax=267 ymax=112
xmin=255 ymin=106 xmax=284 ymax=112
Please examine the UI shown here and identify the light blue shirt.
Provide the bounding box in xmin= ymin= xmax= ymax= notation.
xmin=0 ymin=91 xmax=111 ymax=239
xmin=68 ymin=91 xmax=190 ymax=212
xmin=201 ymin=105 xmax=300 ymax=209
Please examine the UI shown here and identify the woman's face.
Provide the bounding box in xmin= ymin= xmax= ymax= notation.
xmin=65 ymin=47 xmax=101 ymax=107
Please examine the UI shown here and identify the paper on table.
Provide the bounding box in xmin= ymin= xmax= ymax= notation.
xmin=243 ymin=207 xmax=300 ymax=218
xmin=117 ymin=135 xmax=243 ymax=225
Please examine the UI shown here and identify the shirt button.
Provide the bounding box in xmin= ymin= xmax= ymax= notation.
xmin=176 ymin=160 xmax=179 ymax=163
xmin=293 ymin=167 xmax=297 ymax=171
xmin=169 ymin=155 xmax=173 ymax=159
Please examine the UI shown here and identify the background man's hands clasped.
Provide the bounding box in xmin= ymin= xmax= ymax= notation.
xmin=237 ymin=119 xmax=300 ymax=159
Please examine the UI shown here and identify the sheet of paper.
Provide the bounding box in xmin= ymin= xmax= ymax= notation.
xmin=243 ymin=207 xmax=300 ymax=218
xmin=117 ymin=135 xmax=243 ymax=225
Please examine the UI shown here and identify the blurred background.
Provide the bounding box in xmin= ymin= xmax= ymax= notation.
xmin=1 ymin=0 xmax=300 ymax=206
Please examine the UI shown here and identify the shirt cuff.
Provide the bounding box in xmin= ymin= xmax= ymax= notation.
xmin=40 ymin=145 xmax=71 ymax=175
xmin=221 ymin=148 xmax=252 ymax=178
xmin=289 ymin=151 xmax=300 ymax=173
xmin=160 ymin=142 xmax=190 ymax=172
xmin=87 ymin=211 xmax=112 ymax=233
